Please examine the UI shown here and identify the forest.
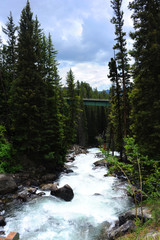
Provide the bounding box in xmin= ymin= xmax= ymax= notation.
xmin=0 ymin=0 xmax=160 ymax=208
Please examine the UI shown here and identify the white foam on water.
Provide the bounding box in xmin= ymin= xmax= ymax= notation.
xmin=4 ymin=148 xmax=133 ymax=240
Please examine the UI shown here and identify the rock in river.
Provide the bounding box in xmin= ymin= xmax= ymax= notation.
xmin=93 ymin=159 xmax=107 ymax=167
xmin=0 ymin=216 xmax=6 ymax=226
xmin=51 ymin=184 xmax=74 ymax=201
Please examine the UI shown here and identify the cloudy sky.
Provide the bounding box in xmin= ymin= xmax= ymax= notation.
xmin=0 ymin=0 xmax=133 ymax=90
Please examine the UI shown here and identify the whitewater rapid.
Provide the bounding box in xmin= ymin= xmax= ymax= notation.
xmin=3 ymin=148 xmax=133 ymax=240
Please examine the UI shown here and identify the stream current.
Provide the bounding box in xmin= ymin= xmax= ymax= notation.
xmin=3 ymin=148 xmax=133 ymax=240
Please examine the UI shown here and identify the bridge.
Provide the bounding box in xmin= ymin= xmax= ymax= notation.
xmin=67 ymin=98 xmax=110 ymax=107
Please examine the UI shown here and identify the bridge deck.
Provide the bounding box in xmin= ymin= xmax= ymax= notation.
xmin=67 ymin=98 xmax=110 ymax=107
xmin=83 ymin=98 xmax=110 ymax=106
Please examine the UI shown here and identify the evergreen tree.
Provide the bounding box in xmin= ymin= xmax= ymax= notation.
xmin=76 ymin=81 xmax=88 ymax=146
xmin=108 ymin=58 xmax=123 ymax=158
xmin=43 ymin=33 xmax=66 ymax=168
xmin=129 ymin=0 xmax=160 ymax=158
xmin=111 ymin=0 xmax=131 ymax=138
xmin=2 ymin=12 xmax=18 ymax=83
xmin=10 ymin=0 xmax=45 ymax=159
xmin=66 ymin=69 xmax=80 ymax=145
xmin=0 ymin=13 xmax=18 ymax=130
xmin=0 ymin=37 xmax=6 ymax=126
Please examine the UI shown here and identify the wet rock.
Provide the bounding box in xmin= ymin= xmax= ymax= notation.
xmin=66 ymin=156 xmax=75 ymax=162
xmin=119 ymin=207 xmax=152 ymax=226
xmin=93 ymin=193 xmax=102 ymax=196
xmin=63 ymin=165 xmax=74 ymax=174
xmin=64 ymin=168 xmax=74 ymax=174
xmin=40 ymin=183 xmax=58 ymax=191
xmin=0 ymin=231 xmax=5 ymax=236
xmin=51 ymin=184 xmax=74 ymax=201
xmin=69 ymin=145 xmax=88 ymax=155
xmin=108 ymin=220 xmax=135 ymax=239
xmin=37 ymin=192 xmax=45 ymax=196
xmin=28 ymin=187 xmax=37 ymax=194
xmin=93 ymin=160 xmax=107 ymax=167
xmin=0 ymin=174 xmax=17 ymax=194
xmin=0 ymin=216 xmax=6 ymax=226
xmin=17 ymin=189 xmax=31 ymax=202
xmin=95 ymin=152 xmax=105 ymax=158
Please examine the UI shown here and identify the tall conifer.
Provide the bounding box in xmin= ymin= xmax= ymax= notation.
xmin=65 ymin=69 xmax=80 ymax=145
xmin=0 ymin=13 xmax=18 ymax=130
xmin=111 ymin=0 xmax=131 ymax=138
xmin=10 ymin=0 xmax=45 ymax=159
xmin=108 ymin=58 xmax=123 ymax=158
xmin=129 ymin=0 xmax=160 ymax=158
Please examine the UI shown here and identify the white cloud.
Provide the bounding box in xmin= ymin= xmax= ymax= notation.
xmin=45 ymin=17 xmax=83 ymax=43
xmin=0 ymin=21 xmax=7 ymax=44
xmin=59 ymin=61 xmax=111 ymax=91
xmin=90 ymin=0 xmax=112 ymax=21
xmin=61 ymin=19 xmax=83 ymax=41
xmin=122 ymin=0 xmax=133 ymax=28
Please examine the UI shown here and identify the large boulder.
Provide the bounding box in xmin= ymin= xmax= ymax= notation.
xmin=0 ymin=174 xmax=17 ymax=195
xmin=93 ymin=159 xmax=107 ymax=167
xmin=119 ymin=207 xmax=152 ymax=226
xmin=51 ymin=184 xmax=74 ymax=201
xmin=108 ymin=220 xmax=135 ymax=239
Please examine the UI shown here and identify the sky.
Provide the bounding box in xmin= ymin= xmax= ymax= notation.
xmin=0 ymin=0 xmax=133 ymax=90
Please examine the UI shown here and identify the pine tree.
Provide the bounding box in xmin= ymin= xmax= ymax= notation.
xmin=42 ymin=33 xmax=66 ymax=169
xmin=76 ymin=81 xmax=88 ymax=146
xmin=10 ymin=0 xmax=45 ymax=159
xmin=129 ymin=0 xmax=160 ymax=158
xmin=108 ymin=58 xmax=123 ymax=158
xmin=0 ymin=13 xmax=18 ymax=130
xmin=111 ymin=0 xmax=131 ymax=138
xmin=0 ymin=37 xmax=6 ymax=126
xmin=65 ymin=69 xmax=80 ymax=145
xmin=2 ymin=12 xmax=18 ymax=83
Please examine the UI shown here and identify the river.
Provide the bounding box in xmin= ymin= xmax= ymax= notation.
xmin=3 ymin=148 xmax=133 ymax=240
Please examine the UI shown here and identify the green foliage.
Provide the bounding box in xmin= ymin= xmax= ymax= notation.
xmin=129 ymin=0 xmax=160 ymax=159
xmin=108 ymin=59 xmax=123 ymax=158
xmin=101 ymin=137 xmax=147 ymax=220
xmin=148 ymin=198 xmax=160 ymax=226
xmin=0 ymin=1 xmax=69 ymax=171
xmin=108 ymin=0 xmax=132 ymax=160
xmin=0 ymin=125 xmax=22 ymax=173
xmin=65 ymin=69 xmax=80 ymax=145
xmin=0 ymin=125 xmax=12 ymax=161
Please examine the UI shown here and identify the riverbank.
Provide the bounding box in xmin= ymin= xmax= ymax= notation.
xmin=101 ymin=152 xmax=160 ymax=240
xmin=0 ymin=145 xmax=88 ymax=236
